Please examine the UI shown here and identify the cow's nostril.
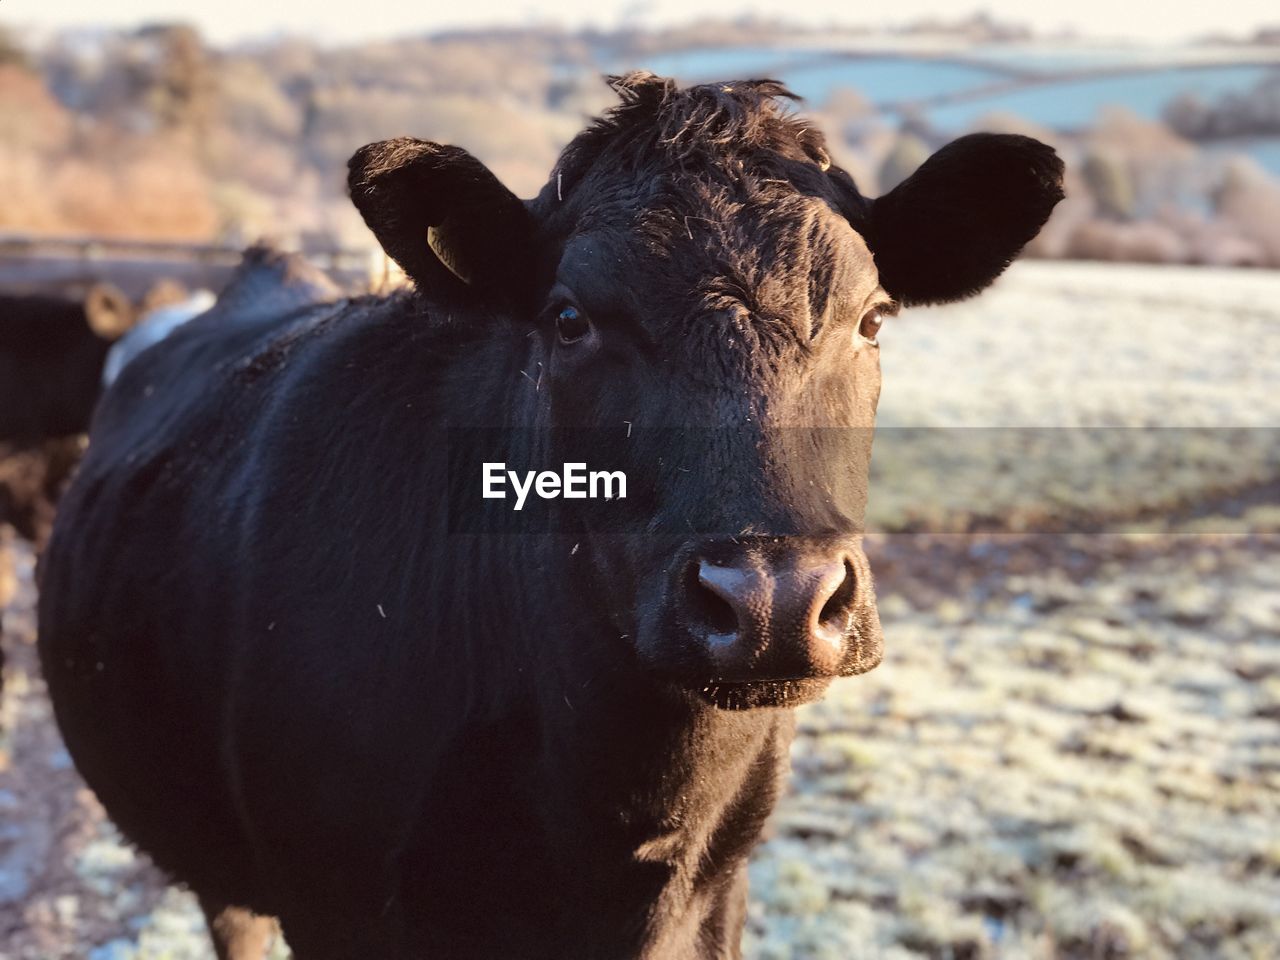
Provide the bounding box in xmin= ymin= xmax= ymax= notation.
xmin=678 ymin=550 xmax=855 ymax=683
xmin=817 ymin=559 xmax=857 ymax=631
xmin=686 ymin=561 xmax=739 ymax=636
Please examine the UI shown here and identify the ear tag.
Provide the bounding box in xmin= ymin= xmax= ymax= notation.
xmin=427 ymin=225 xmax=473 ymax=284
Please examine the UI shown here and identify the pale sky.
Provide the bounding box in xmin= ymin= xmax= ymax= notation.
xmin=2 ymin=0 xmax=1276 ymax=46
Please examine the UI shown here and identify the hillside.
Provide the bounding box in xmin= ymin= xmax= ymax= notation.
xmin=2 ymin=21 xmax=1280 ymax=266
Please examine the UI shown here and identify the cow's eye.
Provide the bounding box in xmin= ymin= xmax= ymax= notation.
xmin=858 ymin=307 xmax=884 ymax=345
xmin=556 ymin=305 xmax=591 ymax=345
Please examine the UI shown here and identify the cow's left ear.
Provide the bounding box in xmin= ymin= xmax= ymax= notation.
xmin=348 ymin=138 xmax=535 ymax=303
xmin=862 ymin=133 xmax=1064 ymax=307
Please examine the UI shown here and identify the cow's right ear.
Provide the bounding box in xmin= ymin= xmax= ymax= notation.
xmin=348 ymin=138 xmax=535 ymax=303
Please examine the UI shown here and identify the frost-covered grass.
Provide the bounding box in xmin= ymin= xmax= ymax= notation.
xmin=745 ymin=534 xmax=1280 ymax=960
xmin=878 ymin=261 xmax=1280 ymax=431
xmin=868 ymin=261 xmax=1280 ymax=535
xmin=740 ymin=261 xmax=1280 ymax=958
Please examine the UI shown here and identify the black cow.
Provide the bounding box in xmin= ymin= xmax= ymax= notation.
xmin=1 ymin=257 xmax=332 ymax=704
xmin=0 ymin=284 xmax=137 ymax=445
xmin=0 ymin=284 xmax=135 ymax=685
xmin=0 ymin=258 xmax=333 ymax=545
xmin=39 ymin=74 xmax=1062 ymax=959
xmin=0 ymin=281 xmax=179 ymax=545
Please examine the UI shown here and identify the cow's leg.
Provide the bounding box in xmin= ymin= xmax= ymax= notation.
xmin=199 ymin=896 xmax=279 ymax=960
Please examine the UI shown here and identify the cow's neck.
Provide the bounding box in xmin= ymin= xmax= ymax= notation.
xmin=480 ymin=347 xmax=794 ymax=954
xmin=533 ymin=660 xmax=796 ymax=957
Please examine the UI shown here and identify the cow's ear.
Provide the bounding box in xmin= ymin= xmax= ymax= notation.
xmin=865 ymin=133 xmax=1064 ymax=306
xmin=348 ymin=138 xmax=535 ymax=302
xmin=84 ymin=283 xmax=136 ymax=339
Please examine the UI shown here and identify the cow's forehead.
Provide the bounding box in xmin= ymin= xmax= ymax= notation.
xmin=555 ymin=190 xmax=879 ymax=333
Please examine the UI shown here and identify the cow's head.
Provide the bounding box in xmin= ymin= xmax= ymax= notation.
xmin=349 ymin=73 xmax=1063 ymax=708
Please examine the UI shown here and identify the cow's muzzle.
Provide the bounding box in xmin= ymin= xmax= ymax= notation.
xmin=658 ymin=537 xmax=881 ymax=707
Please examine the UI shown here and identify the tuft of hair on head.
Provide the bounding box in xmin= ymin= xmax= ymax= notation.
xmin=605 ymin=71 xmax=815 ymax=158
xmin=550 ymin=71 xmax=832 ymax=197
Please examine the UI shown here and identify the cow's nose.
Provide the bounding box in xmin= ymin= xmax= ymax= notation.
xmin=686 ymin=549 xmax=855 ymax=681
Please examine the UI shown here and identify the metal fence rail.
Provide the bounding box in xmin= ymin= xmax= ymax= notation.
xmin=0 ymin=233 xmax=381 ymax=300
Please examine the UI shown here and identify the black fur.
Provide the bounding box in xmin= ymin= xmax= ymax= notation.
xmin=38 ymin=74 xmax=1062 ymax=959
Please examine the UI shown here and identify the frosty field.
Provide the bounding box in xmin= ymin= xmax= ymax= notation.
xmin=1 ymin=260 xmax=1277 ymax=958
